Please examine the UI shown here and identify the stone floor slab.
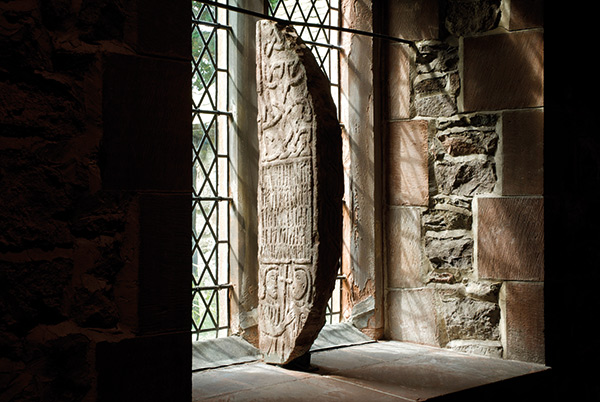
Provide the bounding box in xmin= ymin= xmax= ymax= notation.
xmin=192 ymin=340 xmax=549 ymax=401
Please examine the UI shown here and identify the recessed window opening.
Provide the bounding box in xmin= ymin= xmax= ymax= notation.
xmin=192 ymin=0 xmax=231 ymax=341
xmin=191 ymin=0 xmax=345 ymax=342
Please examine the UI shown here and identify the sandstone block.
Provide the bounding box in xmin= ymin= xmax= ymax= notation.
xmin=463 ymin=31 xmax=544 ymax=111
xmin=388 ymin=120 xmax=429 ymax=206
xmin=437 ymin=114 xmax=498 ymax=131
xmin=256 ymin=21 xmax=342 ymax=364
xmin=0 ymin=258 xmax=72 ymax=333
xmin=437 ymin=127 xmax=498 ymax=157
xmin=101 ymin=53 xmax=190 ymax=191
xmin=20 ymin=331 xmax=92 ymax=401
xmin=500 ymin=281 xmax=545 ymax=364
xmin=422 ymin=198 xmax=472 ymax=232
xmin=415 ymin=93 xmax=457 ymax=117
xmin=387 ymin=288 xmax=441 ymax=346
xmin=507 ymin=0 xmax=544 ymax=30
xmin=425 ymin=229 xmax=473 ymax=277
xmin=414 ymin=41 xmax=459 ymax=117
xmin=387 ymin=207 xmax=423 ymax=288
xmin=415 ymin=41 xmax=459 ymax=75
xmin=446 ymin=339 xmax=503 ymax=358
xmin=464 ymin=280 xmax=501 ymax=303
xmin=387 ymin=0 xmax=439 ymax=41
xmin=475 ymin=196 xmax=544 ymax=281
xmin=0 ymin=147 xmax=74 ymax=251
xmin=138 ymin=193 xmax=191 ymax=334
xmin=501 ymin=109 xmax=544 ymax=195
xmin=387 ymin=43 xmax=412 ymax=120
xmin=71 ymin=283 xmax=119 ymax=329
xmin=438 ymin=294 xmax=500 ymax=341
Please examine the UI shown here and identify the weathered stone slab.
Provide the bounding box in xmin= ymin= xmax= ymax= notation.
xmin=507 ymin=0 xmax=544 ymax=30
xmin=387 ymin=120 xmax=429 ymax=206
xmin=501 ymin=109 xmax=544 ymax=195
xmin=414 ymin=41 xmax=459 ymax=118
xmin=424 ymin=229 xmax=473 ymax=281
xmin=192 ymin=336 xmax=260 ymax=371
xmin=445 ymin=339 xmax=503 ymax=358
xmin=310 ymin=322 xmax=374 ymax=352
xmin=463 ymin=31 xmax=544 ymax=111
xmin=438 ymin=293 xmax=500 ymax=341
xmin=256 ymin=21 xmax=342 ymax=365
xmin=474 ymin=196 xmax=544 ymax=281
xmin=387 ymin=43 xmax=412 ymax=120
xmin=444 ymin=0 xmax=501 ymax=37
xmin=386 ymin=288 xmax=441 ymax=346
xmin=387 ymin=0 xmax=439 ymax=41
xmin=434 ymin=156 xmax=496 ymax=197
xmin=387 ymin=206 xmax=424 ymax=288
xmin=500 ymin=281 xmax=545 ymax=364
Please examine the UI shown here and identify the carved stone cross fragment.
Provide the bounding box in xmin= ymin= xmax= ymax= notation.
xmin=256 ymin=20 xmax=343 ymax=365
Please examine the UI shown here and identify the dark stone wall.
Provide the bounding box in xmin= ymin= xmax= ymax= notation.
xmin=0 ymin=1 xmax=190 ymax=401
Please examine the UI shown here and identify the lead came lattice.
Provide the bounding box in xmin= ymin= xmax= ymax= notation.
xmin=192 ymin=0 xmax=231 ymax=341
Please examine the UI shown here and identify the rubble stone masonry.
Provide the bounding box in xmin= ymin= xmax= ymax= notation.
xmin=385 ymin=0 xmax=544 ymax=364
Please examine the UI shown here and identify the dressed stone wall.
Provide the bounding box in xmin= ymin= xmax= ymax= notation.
xmin=384 ymin=0 xmax=544 ymax=363
xmin=0 ymin=1 xmax=547 ymax=400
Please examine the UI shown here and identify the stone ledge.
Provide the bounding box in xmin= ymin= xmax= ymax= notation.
xmin=193 ymin=340 xmax=551 ymax=401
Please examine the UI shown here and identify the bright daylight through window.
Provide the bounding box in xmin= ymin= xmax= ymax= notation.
xmin=192 ymin=0 xmax=231 ymax=340
xmin=192 ymin=0 xmax=343 ymax=341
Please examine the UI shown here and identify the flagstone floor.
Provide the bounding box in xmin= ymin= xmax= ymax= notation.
xmin=192 ymin=336 xmax=549 ymax=401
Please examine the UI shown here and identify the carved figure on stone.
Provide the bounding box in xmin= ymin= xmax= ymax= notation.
xmin=256 ymin=20 xmax=342 ymax=365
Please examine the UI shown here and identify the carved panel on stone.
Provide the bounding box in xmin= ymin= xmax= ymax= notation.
xmin=256 ymin=20 xmax=342 ymax=365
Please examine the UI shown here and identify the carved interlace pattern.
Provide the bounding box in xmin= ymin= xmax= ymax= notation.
xmin=257 ymin=21 xmax=318 ymax=362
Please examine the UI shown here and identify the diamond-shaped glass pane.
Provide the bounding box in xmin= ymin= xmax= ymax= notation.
xmin=192 ymin=289 xmax=220 ymax=338
xmin=193 ymin=116 xmax=218 ymax=198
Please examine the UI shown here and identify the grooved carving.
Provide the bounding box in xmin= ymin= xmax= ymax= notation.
xmin=256 ymin=20 xmax=342 ymax=364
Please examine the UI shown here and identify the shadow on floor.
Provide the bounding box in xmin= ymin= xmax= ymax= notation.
xmin=192 ymin=325 xmax=549 ymax=401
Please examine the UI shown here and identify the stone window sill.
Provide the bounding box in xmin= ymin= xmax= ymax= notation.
xmin=192 ymin=323 xmax=549 ymax=401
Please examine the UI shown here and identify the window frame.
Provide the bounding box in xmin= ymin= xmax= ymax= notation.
xmin=191 ymin=0 xmax=384 ymax=344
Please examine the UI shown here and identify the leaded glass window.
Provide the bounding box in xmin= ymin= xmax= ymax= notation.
xmin=192 ymin=0 xmax=231 ymax=340
xmin=192 ymin=0 xmax=345 ymax=341
xmin=267 ymin=0 xmax=344 ymax=325
xmin=267 ymin=0 xmax=341 ymax=118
